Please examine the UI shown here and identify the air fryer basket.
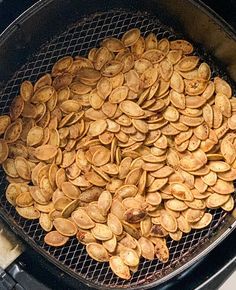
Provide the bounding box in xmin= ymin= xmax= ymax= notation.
xmin=0 ymin=1 xmax=236 ymax=289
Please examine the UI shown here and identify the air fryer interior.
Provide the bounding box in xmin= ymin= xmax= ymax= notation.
xmin=0 ymin=1 xmax=236 ymax=289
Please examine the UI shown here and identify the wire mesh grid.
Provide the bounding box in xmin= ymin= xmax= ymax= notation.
xmin=0 ymin=9 xmax=234 ymax=289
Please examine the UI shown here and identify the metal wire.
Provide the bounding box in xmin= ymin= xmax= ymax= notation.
xmin=0 ymin=9 xmax=234 ymax=289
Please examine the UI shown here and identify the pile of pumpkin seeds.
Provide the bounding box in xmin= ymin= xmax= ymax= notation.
xmin=0 ymin=28 xmax=235 ymax=279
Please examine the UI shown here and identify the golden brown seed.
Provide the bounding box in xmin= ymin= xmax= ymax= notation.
xmin=0 ymin=115 xmax=11 ymax=135
xmin=91 ymin=223 xmax=113 ymax=241
xmin=160 ymin=210 xmax=177 ymax=233
xmin=34 ymin=144 xmax=57 ymax=160
xmin=53 ymin=217 xmax=77 ymax=236
xmin=155 ymin=238 xmax=169 ymax=263
xmin=44 ymin=231 xmax=69 ymax=247
xmin=109 ymin=256 xmax=131 ymax=280
xmin=88 ymin=120 xmax=107 ymax=136
xmin=86 ymin=243 xmax=109 ymax=262
xmin=0 ymin=139 xmax=9 ymax=164
xmin=16 ymin=206 xmax=40 ymax=219
xmin=122 ymin=28 xmax=141 ymax=47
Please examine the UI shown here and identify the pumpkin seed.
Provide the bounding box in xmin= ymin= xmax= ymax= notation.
xmin=71 ymin=208 xmax=95 ymax=229
xmin=155 ymin=238 xmax=169 ymax=263
xmin=91 ymin=223 xmax=113 ymax=241
xmin=109 ymin=256 xmax=131 ymax=280
xmin=87 ymin=243 xmax=109 ymax=262
xmin=44 ymin=230 xmax=69 ymax=247
xmin=16 ymin=206 xmax=40 ymax=219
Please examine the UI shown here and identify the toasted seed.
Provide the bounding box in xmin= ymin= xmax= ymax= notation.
xmin=170 ymin=39 xmax=193 ymax=54
xmin=148 ymin=178 xmax=168 ymax=192
xmin=87 ymin=243 xmax=109 ymax=262
xmin=198 ymin=63 xmax=211 ymax=80
xmin=176 ymin=56 xmax=199 ymax=72
xmin=167 ymin=49 xmax=183 ymax=64
xmin=170 ymin=71 xmax=184 ymax=93
xmin=0 ymin=139 xmax=9 ymax=164
xmin=206 ymin=193 xmax=230 ymax=208
xmin=92 ymin=147 xmax=110 ymax=166
xmin=39 ymin=213 xmax=53 ymax=232
xmin=211 ymin=179 xmax=234 ymax=195
xmin=61 ymin=199 xmax=80 ymax=218
xmin=170 ymin=90 xmax=185 ymax=109
xmin=109 ymin=256 xmax=131 ymax=280
xmin=125 ymin=168 xmax=142 ymax=185
xmin=0 ymin=115 xmax=11 ymax=135
xmin=109 ymin=86 xmax=128 ymax=104
xmin=116 ymin=185 xmax=138 ymax=198
xmin=27 ymin=126 xmax=44 ymax=146
xmin=127 ymin=72 xmax=141 ymax=96
xmin=4 ymin=120 xmax=22 ymax=143
xmin=15 ymin=190 xmax=33 ymax=207
xmin=76 ymin=229 xmax=96 ymax=245
xmin=145 ymin=33 xmax=158 ymax=50
xmin=61 ymin=182 xmax=80 ymax=199
xmin=170 ymin=183 xmax=194 ymax=201
xmin=124 ymin=208 xmax=146 ymax=223
xmin=15 ymin=157 xmax=31 ymax=180
xmin=185 ymin=208 xmax=204 ymax=223
xmin=141 ymin=67 xmax=158 ymax=88
xmin=96 ymin=190 xmax=112 ymax=214
xmin=102 ymin=38 xmax=124 ymax=52
xmin=71 ymin=208 xmax=95 ymax=229
xmin=101 ymin=60 xmax=123 ymax=77
xmin=3 ymin=158 xmax=19 ymax=177
xmin=9 ymin=95 xmax=24 ymax=121
xmin=91 ymin=223 xmax=113 ymax=241
xmin=155 ymin=238 xmax=169 ymax=263
xmin=32 ymin=86 xmax=55 ymax=103
xmin=120 ymin=100 xmax=144 ymax=118
xmin=151 ymin=166 xmax=173 ymax=178
xmin=215 ymin=93 xmax=231 ymax=118
xmin=185 ymin=199 xmax=206 ymax=210
xmin=221 ymin=196 xmax=234 ymax=211
xmin=44 ymin=231 xmax=69 ymax=247
xmin=146 ymin=192 xmax=162 ymax=206
xmin=201 ymin=171 xmax=217 ymax=186
xmin=16 ymin=206 xmax=40 ymax=219
xmin=220 ymin=139 xmax=235 ymax=164
xmin=191 ymin=213 xmax=212 ymax=229
xmin=88 ymin=120 xmax=107 ymax=136
xmin=177 ymin=215 xmax=191 ymax=233
xmin=86 ymin=203 xmax=106 ymax=223
xmin=34 ymin=145 xmax=57 ymax=160
xmin=218 ymin=168 xmax=236 ymax=181
xmin=163 ymin=106 xmax=179 ymax=122
xmin=107 ymin=213 xmax=123 ymax=236
xmin=20 ymin=80 xmax=34 ymax=101
xmin=131 ymin=36 xmax=145 ymax=58
xmin=70 ymin=82 xmax=92 ymax=95
xmin=120 ymin=248 xmax=139 ymax=266
xmin=228 ymin=114 xmax=236 ymax=130
xmin=122 ymin=28 xmax=140 ymax=47
xmin=185 ymin=79 xmax=207 ymax=95
xmin=214 ymin=77 xmax=232 ymax=98
xmin=103 ymin=235 xmax=117 ymax=253
xmin=166 ymin=199 xmax=188 ymax=211
xmin=160 ymin=210 xmax=177 ymax=233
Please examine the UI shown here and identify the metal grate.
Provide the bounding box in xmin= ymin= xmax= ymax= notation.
xmin=0 ymin=9 xmax=234 ymax=289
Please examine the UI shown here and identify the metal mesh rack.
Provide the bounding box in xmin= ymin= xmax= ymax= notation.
xmin=0 ymin=9 xmax=234 ymax=289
